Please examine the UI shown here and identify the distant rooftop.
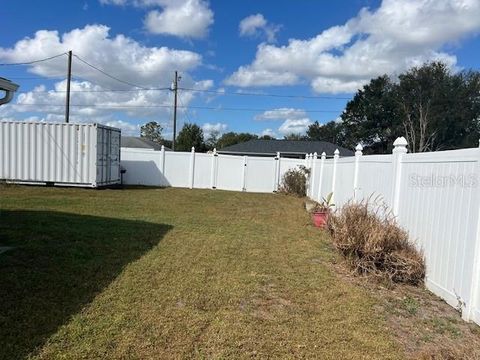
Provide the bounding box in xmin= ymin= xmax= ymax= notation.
xmin=121 ymin=136 xmax=170 ymax=151
xmin=218 ymin=139 xmax=353 ymax=157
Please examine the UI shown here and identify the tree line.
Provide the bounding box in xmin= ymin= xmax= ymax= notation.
xmin=140 ymin=121 xmax=275 ymax=152
xmin=141 ymin=62 xmax=480 ymax=154
xmin=308 ymin=62 xmax=480 ymax=153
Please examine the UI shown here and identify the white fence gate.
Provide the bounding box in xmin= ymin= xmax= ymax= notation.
xmin=121 ymin=141 xmax=480 ymax=325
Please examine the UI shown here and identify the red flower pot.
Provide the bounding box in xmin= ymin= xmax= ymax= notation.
xmin=312 ymin=211 xmax=329 ymax=228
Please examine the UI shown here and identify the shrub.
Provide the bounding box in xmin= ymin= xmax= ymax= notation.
xmin=280 ymin=166 xmax=310 ymax=197
xmin=328 ymin=201 xmax=425 ymax=285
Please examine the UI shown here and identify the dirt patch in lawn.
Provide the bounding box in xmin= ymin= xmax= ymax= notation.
xmin=326 ymin=250 xmax=480 ymax=359
xmin=241 ymin=280 xmax=293 ymax=321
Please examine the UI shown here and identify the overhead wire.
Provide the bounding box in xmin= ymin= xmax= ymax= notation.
xmin=178 ymin=87 xmax=352 ymax=100
xmin=10 ymin=103 xmax=344 ymax=113
xmin=73 ymin=54 xmax=149 ymax=89
xmin=4 ymin=53 xmax=348 ymax=118
xmin=0 ymin=52 xmax=68 ymax=66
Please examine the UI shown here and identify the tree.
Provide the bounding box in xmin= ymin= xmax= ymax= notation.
xmin=175 ymin=123 xmax=205 ymax=151
xmin=307 ymin=121 xmax=346 ymax=145
xmin=140 ymin=121 xmax=163 ymax=143
xmin=340 ymin=75 xmax=402 ymax=153
xmin=216 ymin=132 xmax=258 ymax=149
xmin=340 ymin=62 xmax=480 ymax=153
xmin=205 ymin=130 xmax=220 ymax=150
xmin=283 ymin=133 xmax=306 ymax=140
xmin=259 ymin=134 xmax=275 ymax=140
xmin=395 ymin=62 xmax=480 ymax=152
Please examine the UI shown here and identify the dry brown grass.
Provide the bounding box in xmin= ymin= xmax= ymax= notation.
xmin=328 ymin=201 xmax=425 ymax=285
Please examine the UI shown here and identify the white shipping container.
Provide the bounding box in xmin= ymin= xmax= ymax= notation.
xmin=0 ymin=121 xmax=121 ymax=187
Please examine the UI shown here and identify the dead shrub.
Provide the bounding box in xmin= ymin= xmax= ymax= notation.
xmin=279 ymin=166 xmax=310 ymax=197
xmin=328 ymin=200 xmax=425 ymax=285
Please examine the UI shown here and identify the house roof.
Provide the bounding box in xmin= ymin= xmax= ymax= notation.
xmin=121 ymin=136 xmax=170 ymax=151
xmin=218 ymin=139 xmax=354 ymax=157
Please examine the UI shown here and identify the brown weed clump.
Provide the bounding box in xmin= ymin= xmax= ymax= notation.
xmin=279 ymin=166 xmax=309 ymax=197
xmin=328 ymin=201 xmax=425 ymax=285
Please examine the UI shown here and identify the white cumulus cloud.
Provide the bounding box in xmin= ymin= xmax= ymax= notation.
xmin=278 ymin=118 xmax=312 ymax=135
xmin=0 ymin=25 xmax=213 ymax=132
xmin=239 ymin=14 xmax=281 ymax=43
xmin=260 ymin=128 xmax=277 ymax=138
xmin=226 ymin=0 xmax=480 ymax=93
xmin=202 ymin=122 xmax=227 ymax=138
xmin=255 ymin=108 xmax=307 ymax=121
xmin=100 ymin=0 xmax=214 ymax=38
xmin=145 ymin=0 xmax=213 ymax=39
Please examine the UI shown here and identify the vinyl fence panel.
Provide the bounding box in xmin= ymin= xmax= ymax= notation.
xmin=121 ymin=148 xmax=165 ymax=186
xmin=193 ymin=153 xmax=213 ymax=189
xmin=356 ymin=155 xmax=393 ymax=206
xmin=164 ymin=152 xmax=190 ymax=188
xmin=396 ymin=149 xmax=480 ymax=314
xmin=244 ymin=156 xmax=277 ymax=192
xmin=216 ymin=154 xmax=244 ymax=191
xmin=333 ymin=158 xmax=356 ymax=208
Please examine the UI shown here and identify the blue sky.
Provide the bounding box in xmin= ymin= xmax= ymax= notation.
xmin=1 ymin=0 xmax=479 ymax=139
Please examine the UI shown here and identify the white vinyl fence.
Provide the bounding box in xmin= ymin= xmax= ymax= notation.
xmin=121 ymin=141 xmax=480 ymax=326
xmin=121 ymin=147 xmax=304 ymax=192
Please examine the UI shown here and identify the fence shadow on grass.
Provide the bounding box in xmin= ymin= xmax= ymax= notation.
xmin=0 ymin=210 xmax=172 ymax=360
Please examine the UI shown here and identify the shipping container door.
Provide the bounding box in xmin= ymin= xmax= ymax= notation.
xmin=110 ymin=130 xmax=120 ymax=182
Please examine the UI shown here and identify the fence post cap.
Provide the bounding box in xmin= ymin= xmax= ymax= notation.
xmin=191 ymin=146 xmax=195 ymax=152
xmin=321 ymin=151 xmax=326 ymax=158
xmin=313 ymin=152 xmax=318 ymax=158
xmin=393 ymin=137 xmax=408 ymax=147
xmin=161 ymin=145 xmax=165 ymax=151
xmin=334 ymin=149 xmax=340 ymax=156
xmin=355 ymin=144 xmax=363 ymax=151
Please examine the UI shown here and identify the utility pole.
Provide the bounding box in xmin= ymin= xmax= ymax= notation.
xmin=172 ymin=70 xmax=178 ymax=151
xmin=65 ymin=50 xmax=72 ymax=123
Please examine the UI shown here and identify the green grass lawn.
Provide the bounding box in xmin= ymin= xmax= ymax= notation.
xmin=0 ymin=186 xmax=400 ymax=359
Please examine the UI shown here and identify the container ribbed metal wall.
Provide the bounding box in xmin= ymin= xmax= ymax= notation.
xmin=0 ymin=121 xmax=121 ymax=187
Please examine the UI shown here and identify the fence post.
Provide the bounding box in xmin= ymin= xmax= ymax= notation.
xmin=189 ymin=146 xmax=195 ymax=189
xmin=274 ymin=151 xmax=281 ymax=192
xmin=242 ymin=156 xmax=247 ymax=191
xmin=310 ymin=152 xmax=318 ymax=199
xmin=210 ymin=148 xmax=217 ymax=189
xmin=331 ymin=149 xmax=340 ymax=203
xmin=317 ymin=152 xmax=326 ymax=201
xmin=160 ymin=145 xmax=166 ymax=186
xmin=391 ymin=137 xmax=408 ymax=216
xmin=353 ymin=144 xmax=363 ymax=201
xmin=305 ymin=153 xmax=312 ymax=197
xmin=464 ymin=141 xmax=480 ymax=321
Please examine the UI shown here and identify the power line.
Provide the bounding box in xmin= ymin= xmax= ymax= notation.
xmin=0 ymin=52 xmax=68 ymax=66
xmin=14 ymin=86 xmax=348 ymax=99
xmin=73 ymin=54 xmax=149 ymax=89
xmin=10 ymin=103 xmax=343 ymax=113
xmin=0 ymin=76 xmax=66 ymax=80
xmin=178 ymin=93 xmax=194 ymax=125
xmin=179 ymin=87 xmax=352 ymax=100
xmin=16 ymin=87 xmax=171 ymax=94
